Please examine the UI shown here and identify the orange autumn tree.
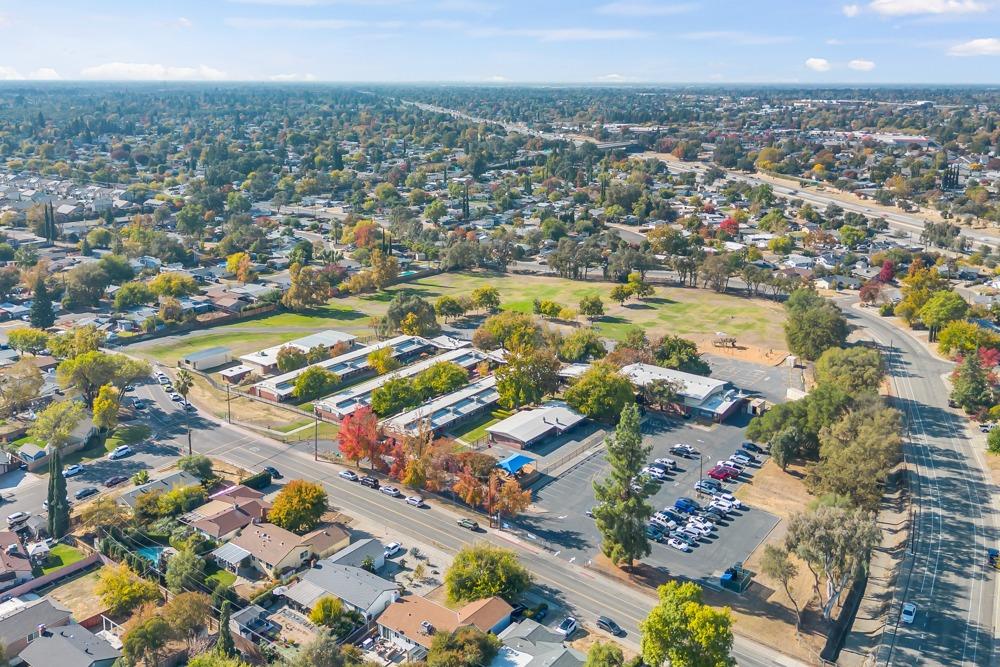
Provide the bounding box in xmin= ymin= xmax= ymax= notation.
xmin=338 ymin=406 xmax=387 ymax=471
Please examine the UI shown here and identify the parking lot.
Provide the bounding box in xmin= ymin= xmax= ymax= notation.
xmin=519 ymin=411 xmax=779 ymax=586
xmin=704 ymin=353 xmax=803 ymax=404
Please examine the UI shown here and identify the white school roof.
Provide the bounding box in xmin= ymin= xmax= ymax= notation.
xmin=384 ymin=375 xmax=499 ymax=435
xmin=486 ymin=401 xmax=584 ymax=445
xmin=239 ymin=329 xmax=356 ymax=368
xmin=619 ymin=363 xmax=727 ymax=403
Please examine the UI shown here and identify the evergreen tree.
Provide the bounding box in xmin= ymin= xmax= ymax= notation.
xmin=592 ymin=402 xmax=652 ymax=568
xmin=952 ymin=353 xmax=993 ymax=413
xmin=216 ymin=600 xmax=236 ymax=657
xmin=47 ymin=448 xmax=70 ymax=538
xmin=29 ymin=278 xmax=54 ymax=329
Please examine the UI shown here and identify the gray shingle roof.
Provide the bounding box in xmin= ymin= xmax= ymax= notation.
xmin=20 ymin=624 xmax=120 ymax=667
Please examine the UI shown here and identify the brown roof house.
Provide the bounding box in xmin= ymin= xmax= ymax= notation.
xmin=185 ymin=485 xmax=272 ymax=541
xmin=377 ymin=594 xmax=512 ymax=661
xmin=212 ymin=522 xmax=349 ymax=578
xmin=0 ymin=532 xmax=32 ymax=592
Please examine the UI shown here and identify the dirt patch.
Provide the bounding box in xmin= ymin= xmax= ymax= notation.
xmin=985 ymin=451 xmax=1000 ymax=486
xmin=735 ymin=460 xmax=812 ymax=524
xmin=47 ymin=567 xmax=109 ymax=623
xmin=188 ymin=375 xmax=307 ymax=430
xmin=696 ymin=341 xmax=788 ymax=366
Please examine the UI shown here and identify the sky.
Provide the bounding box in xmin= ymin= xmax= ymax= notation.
xmin=4 ymin=0 xmax=1000 ymax=84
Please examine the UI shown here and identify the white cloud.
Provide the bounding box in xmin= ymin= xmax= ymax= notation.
xmin=268 ymin=72 xmax=318 ymax=81
xmin=595 ymin=73 xmax=640 ymax=81
xmin=948 ymin=37 xmax=1000 ymax=55
xmin=471 ymin=27 xmax=649 ymax=41
xmin=0 ymin=67 xmax=23 ymax=80
xmin=434 ymin=0 xmax=497 ymax=14
xmin=29 ymin=68 xmax=61 ymax=80
xmin=843 ymin=3 xmax=862 ymax=16
xmin=681 ymin=30 xmax=794 ymax=45
xmin=485 ymin=74 xmax=509 ymax=82
xmin=848 ymin=58 xmax=876 ymax=69
xmin=805 ymin=57 xmax=832 ymax=71
xmin=868 ymin=0 xmax=987 ymax=15
xmin=595 ymin=2 xmax=698 ymax=16
xmin=826 ymin=38 xmax=845 ymax=44
xmin=80 ymin=62 xmax=228 ymax=80
xmin=175 ymin=17 xmax=193 ymax=29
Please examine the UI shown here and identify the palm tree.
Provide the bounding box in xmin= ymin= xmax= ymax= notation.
xmin=175 ymin=369 xmax=194 ymax=456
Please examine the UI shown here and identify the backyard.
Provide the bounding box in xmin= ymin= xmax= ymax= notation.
xmin=41 ymin=543 xmax=86 ymax=575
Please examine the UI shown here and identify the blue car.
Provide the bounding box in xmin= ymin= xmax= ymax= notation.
xmin=674 ymin=497 xmax=701 ymax=514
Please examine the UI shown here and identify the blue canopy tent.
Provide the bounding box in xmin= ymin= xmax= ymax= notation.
xmin=497 ymin=453 xmax=535 ymax=476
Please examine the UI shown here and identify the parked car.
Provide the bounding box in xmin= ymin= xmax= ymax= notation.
xmin=653 ymin=457 xmax=678 ymax=470
xmin=132 ymin=399 xmax=146 ymax=411
xmin=901 ymin=602 xmax=916 ymax=624
xmin=510 ymin=604 xmax=527 ymax=621
xmin=734 ymin=450 xmax=758 ymax=464
xmin=642 ymin=466 xmax=668 ymax=481
xmin=645 ymin=524 xmax=665 ymax=542
xmin=707 ymin=467 xmax=732 ymax=481
xmin=674 ymin=497 xmax=701 ymax=514
xmin=687 ymin=516 xmax=715 ymax=533
xmin=596 ymin=616 xmax=624 ymax=636
xmin=729 ymin=452 xmax=752 ymax=466
xmin=360 ymin=476 xmax=380 ymax=489
xmin=406 ymin=495 xmax=424 ymax=507
xmin=457 ymin=518 xmax=479 ymax=531
xmin=712 ymin=491 xmax=744 ymax=509
xmin=668 ymin=537 xmax=691 ymax=552
xmin=556 ymin=617 xmax=578 ymax=637
xmin=742 ymin=442 xmax=766 ymax=454
xmin=338 ymin=470 xmax=359 ymax=481
xmin=6 ymin=512 xmax=27 ymax=527
xmin=670 ymin=531 xmax=697 ymax=548
xmin=74 ymin=487 xmax=98 ymax=501
xmin=263 ymin=466 xmax=282 ymax=479
xmin=676 ymin=526 xmax=702 ymax=542
xmin=718 ymin=460 xmax=744 ymax=474
xmin=384 ymin=542 xmax=401 ymax=558
xmin=108 ymin=445 xmax=133 ymax=460
xmin=651 ymin=512 xmax=677 ymax=530
xmin=380 ymin=485 xmax=401 ymax=497
xmin=104 ymin=475 xmax=128 ymax=487
xmin=62 ymin=464 xmax=83 ymax=478
xmin=670 ymin=444 xmax=696 ymax=457
xmin=685 ymin=522 xmax=711 ymax=538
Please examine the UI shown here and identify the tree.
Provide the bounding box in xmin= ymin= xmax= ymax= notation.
xmin=785 ymin=505 xmax=880 ymax=618
xmin=165 ymin=547 xmax=206 ymax=593
xmin=270 ymin=479 xmax=328 ymax=534
xmin=473 ymin=312 xmax=542 ymax=350
xmin=290 ymin=630 xmax=347 ymax=667
xmin=175 ymin=369 xmax=195 ymax=454
xmin=368 ymin=347 xmax=401 ymax=375
xmin=495 ymin=348 xmax=561 ymax=409
xmin=414 ymin=361 xmax=469 ymax=398
xmin=30 ymin=399 xmax=84 ymax=449
xmin=769 ymin=428 xmax=797 ymax=472
xmin=122 ymin=611 xmax=173 ymax=667
xmin=7 ymin=327 xmax=49 ymax=356
xmin=471 ymin=286 xmax=501 ymax=312
xmin=579 ymin=294 xmax=605 ymax=320
xmin=784 ymin=298 xmax=848 ymax=361
xmin=386 ymin=293 xmax=438 ymax=336
xmin=148 ymin=272 xmax=199 ymax=297
xmin=188 ymin=654 xmax=250 ymax=667
xmin=371 ymin=377 xmax=422 ymax=416
xmin=277 ymin=346 xmax=308 ymax=373
xmin=283 ymin=263 xmax=334 ymax=311
xmin=610 ymin=284 xmax=632 ymax=306
xmin=293 ymin=366 xmax=340 ymax=401
xmin=28 ymin=277 xmax=54 ymax=328
xmin=178 ymin=454 xmax=214 ymax=480
xmin=445 ymin=544 xmax=531 ymax=603
xmin=47 ymin=448 xmax=70 ymax=538
xmin=47 ymin=325 xmax=106 ymax=359
xmin=79 ymin=496 xmax=127 ymax=532
xmin=57 ymin=351 xmax=151 ymax=406
xmin=96 ymin=563 xmax=161 ymax=616
xmin=92 ymin=384 xmax=120 ymax=432
xmin=918 ymin=290 xmax=969 ymax=340
xmin=435 ymin=295 xmax=465 ymax=321
xmin=369 ymin=249 xmax=400 ymax=288
xmin=63 ymin=263 xmax=110 ymax=308
xmin=0 ymin=359 xmax=43 ymax=417
xmin=585 ymin=642 xmax=626 ymax=667
xmin=627 ymin=271 xmax=654 ymax=300
xmin=559 ymin=329 xmax=607 ymax=362
xmin=760 ymin=545 xmax=801 ymax=628
xmin=642 ymin=378 xmax=683 ymax=412
xmin=951 ymin=353 xmax=993 ymax=414
xmin=564 ymin=363 xmax=635 ymax=422
xmin=988 ymin=428 xmax=1000 ymax=455
xmin=652 ymin=335 xmax=710 ymax=375
xmin=158 ymin=485 xmax=207 ymax=516
xmin=427 ymin=627 xmax=501 ymax=667
xmin=938 ymin=320 xmax=997 ymax=357
xmin=814 ymin=346 xmax=885 ymax=395
xmin=310 ymin=596 xmax=344 ymax=627
xmin=592 ymin=402 xmax=651 ymax=567
xmin=492 ymin=474 xmax=532 ymax=526
xmin=216 ymin=600 xmax=236 ymax=657
xmin=640 ymin=581 xmax=735 ymax=667
xmin=113 ymin=281 xmax=155 ymax=311
xmin=338 ymin=405 xmax=383 ymax=469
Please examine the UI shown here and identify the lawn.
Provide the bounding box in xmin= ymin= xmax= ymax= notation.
xmin=104 ymin=424 xmax=152 ymax=452
xmin=42 ymin=543 xmax=86 ymax=575
xmin=142 ymin=330 xmax=306 ymax=365
xmin=206 ymin=565 xmax=237 ymax=589
xmin=450 ymin=408 xmax=514 ymax=444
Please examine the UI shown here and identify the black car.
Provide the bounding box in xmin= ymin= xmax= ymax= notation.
xmin=74 ymin=487 xmax=98 ymax=501
xmin=742 ymin=442 xmax=766 ymax=455
xmin=510 ymin=604 xmax=528 ymax=621
xmin=104 ymin=475 xmax=128 ymax=488
xmin=360 ymin=476 xmax=380 ymax=489
xmin=596 ymin=616 xmax=625 ymax=636
xmin=263 ymin=466 xmax=282 ymax=479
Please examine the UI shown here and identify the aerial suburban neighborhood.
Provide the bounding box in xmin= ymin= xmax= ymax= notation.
xmin=0 ymin=3 xmax=999 ymax=667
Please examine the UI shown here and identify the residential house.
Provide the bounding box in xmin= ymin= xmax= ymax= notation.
xmin=0 ymin=532 xmax=33 ymax=591
xmin=212 ymin=523 xmax=349 ymax=578
xmin=814 ymin=275 xmax=862 ymax=291
xmin=185 ymin=486 xmax=271 ymax=542
xmin=283 ymin=561 xmax=399 ymax=621
xmin=0 ymin=597 xmax=73 ymax=660
xmin=377 ymin=594 xmax=513 ymax=661
xmin=117 ymin=471 xmax=200 ymax=509
xmin=326 ymin=538 xmax=386 ymax=571
xmin=20 ymin=624 xmax=121 ymax=667
xmin=491 ymin=619 xmax=585 ymax=667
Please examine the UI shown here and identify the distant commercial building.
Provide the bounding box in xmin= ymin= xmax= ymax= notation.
xmin=620 ymin=363 xmax=745 ymax=422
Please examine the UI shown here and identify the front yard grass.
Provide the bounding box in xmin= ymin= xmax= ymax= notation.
xmin=42 ymin=543 xmax=86 ymax=575
xmin=104 ymin=424 xmax=152 ymax=452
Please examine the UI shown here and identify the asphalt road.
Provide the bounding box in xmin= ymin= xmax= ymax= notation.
xmin=843 ymin=301 xmax=998 ymax=666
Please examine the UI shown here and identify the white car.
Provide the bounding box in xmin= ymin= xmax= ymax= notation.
xmin=384 ymin=542 xmax=401 ymax=558
xmin=406 ymin=495 xmax=424 ymax=507
xmin=380 ymin=485 xmax=401 ymax=497
xmin=108 ymin=445 xmax=133 ymax=460
xmin=62 ymin=464 xmax=83 ymax=478
xmin=654 ymin=457 xmax=678 ymax=470
xmin=170 ymin=393 xmax=184 ymax=402
xmin=729 ymin=453 xmax=752 ymax=466
xmin=709 ymin=500 xmax=735 ymax=515
xmin=667 ymin=537 xmax=691 ymax=552
xmin=338 ymin=470 xmax=359 ymax=481
xmin=651 ymin=512 xmax=677 ymax=530
xmin=712 ymin=491 xmax=744 ymax=509
xmin=556 ymin=617 xmax=577 ymax=637
xmin=900 ymin=602 xmax=916 ymax=624
xmin=685 ymin=521 xmax=712 ymax=537
xmin=688 ymin=516 xmax=715 ymax=531
xmin=718 ymin=460 xmax=744 ymax=474
xmin=642 ymin=466 xmax=668 ymax=481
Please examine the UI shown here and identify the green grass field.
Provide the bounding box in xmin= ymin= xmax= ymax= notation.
xmin=206 ymin=565 xmax=237 ymax=589
xmin=450 ymin=408 xmax=514 ymax=443
xmin=42 ymin=544 xmax=86 ymax=575
xmin=132 ymin=271 xmax=785 ymax=369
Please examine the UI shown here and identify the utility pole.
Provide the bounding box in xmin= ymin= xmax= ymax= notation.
xmin=314 ymin=417 xmax=319 ymax=461
xmin=226 ymin=384 xmax=232 ymax=424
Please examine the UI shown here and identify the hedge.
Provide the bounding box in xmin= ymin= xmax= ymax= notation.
xmin=242 ymin=471 xmax=272 ymax=490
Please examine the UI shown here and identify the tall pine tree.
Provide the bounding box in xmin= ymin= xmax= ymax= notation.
xmin=216 ymin=600 xmax=236 ymax=657
xmin=592 ymin=402 xmax=652 ymax=568
xmin=47 ymin=448 xmax=70 ymax=539
xmin=29 ymin=278 xmax=54 ymax=329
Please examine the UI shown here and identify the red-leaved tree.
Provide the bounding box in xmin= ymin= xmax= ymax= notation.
xmin=338 ymin=406 xmax=381 ymax=470
xmin=719 ymin=217 xmax=739 ymax=238
xmin=879 ymin=260 xmax=895 ymax=283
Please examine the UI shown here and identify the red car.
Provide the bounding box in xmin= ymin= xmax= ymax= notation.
xmin=716 ymin=464 xmax=741 ymax=478
xmin=707 ymin=466 xmax=732 ymax=481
